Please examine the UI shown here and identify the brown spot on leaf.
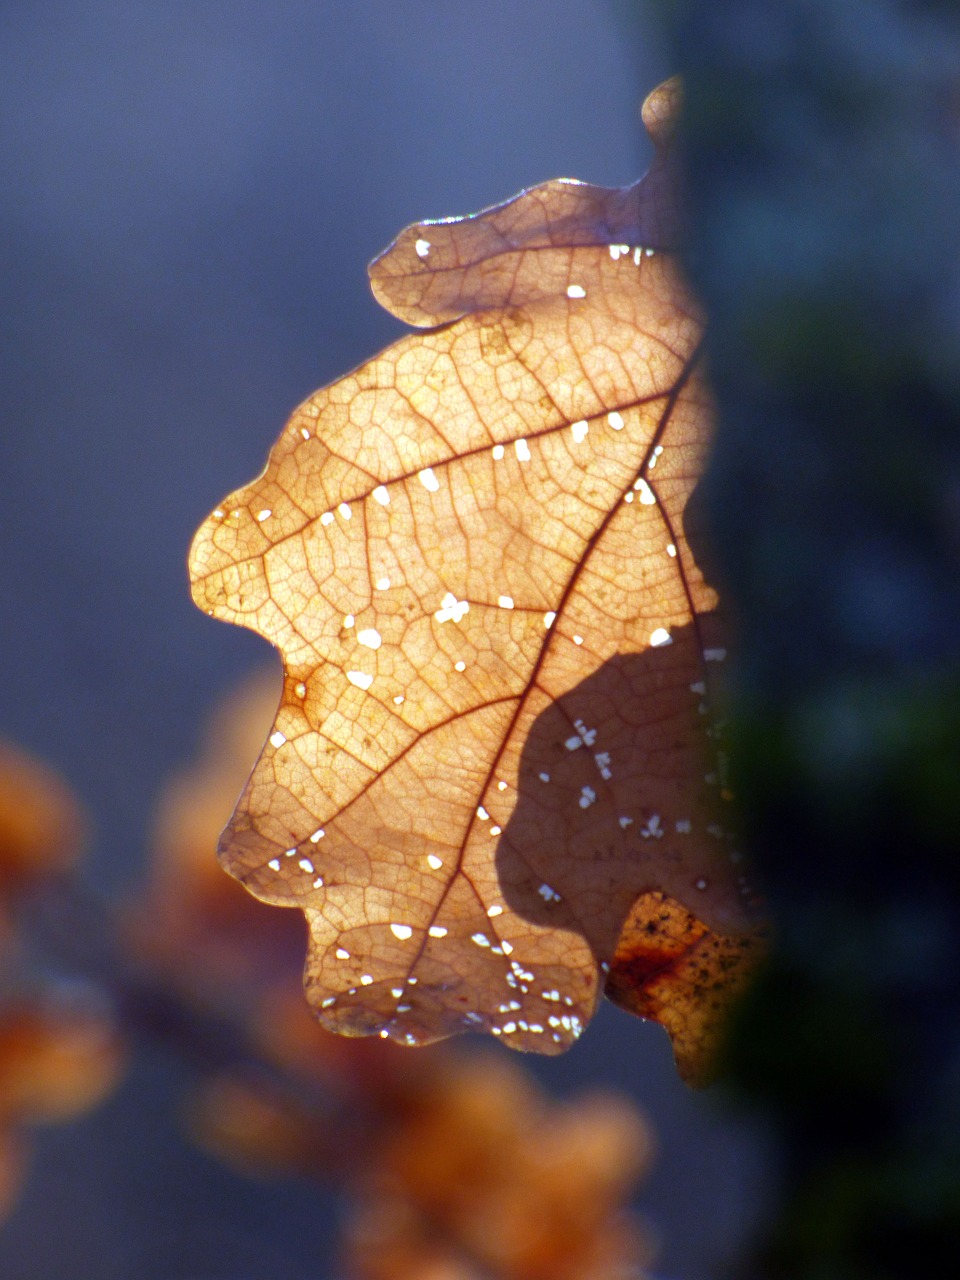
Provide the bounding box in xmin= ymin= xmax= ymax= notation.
xmin=605 ymin=892 xmax=766 ymax=1085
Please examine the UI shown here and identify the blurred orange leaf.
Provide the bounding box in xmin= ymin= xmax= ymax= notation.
xmin=0 ymin=991 xmax=123 ymax=1125
xmin=0 ymin=740 xmax=86 ymax=896
xmin=189 ymin=79 xmax=761 ymax=1080
xmin=348 ymin=1053 xmax=653 ymax=1280
xmin=137 ymin=666 xmax=306 ymax=994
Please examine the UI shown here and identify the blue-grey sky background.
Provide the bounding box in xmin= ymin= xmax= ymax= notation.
xmin=0 ymin=3 xmax=767 ymax=1276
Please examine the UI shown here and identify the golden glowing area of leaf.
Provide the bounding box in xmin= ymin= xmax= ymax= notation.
xmin=189 ymin=78 xmax=758 ymax=1067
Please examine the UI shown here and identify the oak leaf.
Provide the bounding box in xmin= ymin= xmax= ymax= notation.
xmin=189 ymin=79 xmax=761 ymax=1081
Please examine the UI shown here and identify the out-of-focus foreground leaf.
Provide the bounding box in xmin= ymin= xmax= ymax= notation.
xmin=189 ymin=79 xmax=762 ymax=1082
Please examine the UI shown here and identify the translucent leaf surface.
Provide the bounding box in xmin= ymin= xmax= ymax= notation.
xmin=189 ymin=80 xmax=761 ymax=1078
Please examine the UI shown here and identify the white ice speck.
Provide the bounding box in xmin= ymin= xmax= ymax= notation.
xmin=347 ymin=670 xmax=374 ymax=690
xmin=428 ymin=925 xmax=448 ymax=938
xmin=489 ymin=826 xmax=502 ymax=836
xmin=427 ymin=854 xmax=443 ymax=870
xmin=372 ymin=485 xmax=390 ymax=505
xmin=634 ymin=246 xmax=643 ymax=264
xmin=415 ymin=238 xmax=431 ymax=258
xmin=634 ymin=478 xmax=656 ymax=505
xmin=650 ymin=628 xmax=672 ymax=647
xmin=498 ymin=595 xmax=514 ymax=609
xmin=321 ymin=511 xmax=334 ymax=526
xmin=270 ymin=731 xmax=286 ymax=748
xmin=313 ymin=876 xmax=324 ymax=888
xmin=667 ymin=543 xmax=677 ymax=557
xmin=609 ymin=244 xmax=622 ymax=260
xmin=435 ymin=592 xmax=470 ymax=624
xmin=472 ymin=933 xmax=490 ymax=947
xmin=454 ymin=660 xmax=466 ymax=671
xmin=310 ymin=828 xmax=325 ymax=843
xmin=497 ymin=780 xmax=507 ymax=791
xmin=344 ymin=614 xmax=355 ymax=628
xmin=338 ymin=502 xmax=352 ymax=519
xmin=268 ymin=858 xmax=280 ymax=871
xmin=619 ymin=816 xmax=633 ymax=829
xmin=295 ymin=682 xmax=306 ymax=697
xmin=607 ymin=411 xmax=624 ymax=430
xmin=336 ymin=948 xmax=350 ymax=960
xmin=539 ymin=771 xmax=550 ymax=783
xmin=645 ymin=247 xmax=655 ymax=257
xmin=573 ymin=635 xmax=584 ymax=645
xmin=695 ymin=878 xmax=708 ymax=890
xmin=477 ymin=806 xmax=489 ymax=820
xmin=566 ymin=284 xmax=586 ymax=299
xmin=360 ymin=975 xmax=374 ymax=986
xmin=487 ymin=904 xmax=503 ymax=917
xmin=705 ymin=648 xmax=727 ymax=662
xmin=579 ymin=785 xmax=597 ymax=809
xmin=676 ymin=819 xmax=692 ymax=834
xmin=501 ymin=940 xmax=514 ymax=955
xmin=419 ymin=467 xmax=440 ymax=492
xmin=571 ymin=419 xmax=588 ymax=443
xmin=321 ymin=996 xmax=336 ymax=1008
xmin=515 ymin=438 xmax=531 ymax=462
xmin=393 ymin=695 xmax=405 ymax=705
xmin=375 ymin=576 xmax=390 ymax=590
xmin=390 ymin=923 xmax=413 ymax=940
xmin=492 ymin=444 xmax=505 ymax=460
xmin=357 ymin=628 xmax=382 ymax=650
xmin=298 ymin=858 xmax=314 ymax=873
xmin=391 ymin=988 xmax=404 ymax=998
xmin=256 ymin=508 xmax=272 ymax=522
xmin=544 ymin=611 xmax=556 ymax=628
xmin=565 ymin=735 xmax=582 ymax=751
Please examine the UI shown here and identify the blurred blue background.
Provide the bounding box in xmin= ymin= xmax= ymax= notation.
xmin=0 ymin=3 xmax=767 ymax=1276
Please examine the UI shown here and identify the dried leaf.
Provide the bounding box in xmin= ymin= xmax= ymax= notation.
xmin=189 ymin=79 xmax=760 ymax=1078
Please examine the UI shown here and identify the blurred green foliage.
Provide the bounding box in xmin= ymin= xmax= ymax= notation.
xmin=654 ymin=1 xmax=960 ymax=1274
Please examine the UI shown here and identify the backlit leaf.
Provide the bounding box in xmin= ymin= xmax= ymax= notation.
xmin=189 ymin=79 xmax=761 ymax=1079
